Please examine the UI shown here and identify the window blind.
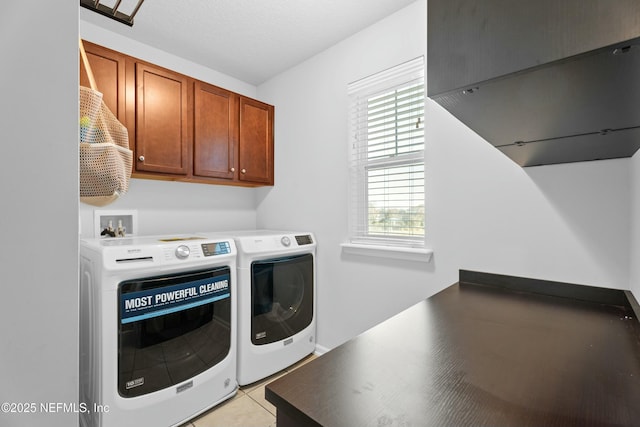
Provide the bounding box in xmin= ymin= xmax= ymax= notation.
xmin=348 ymin=57 xmax=425 ymax=248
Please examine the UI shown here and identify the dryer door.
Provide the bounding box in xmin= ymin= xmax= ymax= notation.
xmin=251 ymin=254 xmax=314 ymax=345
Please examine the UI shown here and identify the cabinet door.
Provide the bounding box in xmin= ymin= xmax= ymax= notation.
xmin=238 ymin=97 xmax=274 ymax=185
xmin=194 ymin=81 xmax=238 ymax=179
xmin=135 ymin=62 xmax=189 ymax=175
xmin=80 ymin=41 xmax=126 ymax=123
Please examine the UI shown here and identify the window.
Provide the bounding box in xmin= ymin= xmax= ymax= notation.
xmin=347 ymin=57 xmax=425 ymax=248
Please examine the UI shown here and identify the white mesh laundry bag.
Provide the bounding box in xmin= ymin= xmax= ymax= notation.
xmin=79 ymin=40 xmax=132 ymax=206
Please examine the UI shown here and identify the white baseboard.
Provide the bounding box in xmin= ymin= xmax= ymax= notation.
xmin=314 ymin=344 xmax=331 ymax=355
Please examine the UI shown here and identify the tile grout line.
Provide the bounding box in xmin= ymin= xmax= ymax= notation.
xmin=246 ymin=390 xmax=277 ymax=416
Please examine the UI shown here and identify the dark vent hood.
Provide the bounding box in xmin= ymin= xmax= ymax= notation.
xmin=427 ymin=0 xmax=640 ymax=167
xmin=431 ymin=38 xmax=640 ymax=167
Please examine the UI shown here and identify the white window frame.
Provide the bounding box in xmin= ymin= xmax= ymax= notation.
xmin=343 ymin=57 xmax=431 ymax=261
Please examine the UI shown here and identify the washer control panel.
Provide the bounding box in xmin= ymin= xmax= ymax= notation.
xmin=93 ymin=235 xmax=236 ymax=270
xmin=295 ymin=234 xmax=314 ymax=245
xmin=161 ymin=239 xmax=233 ymax=261
xmin=202 ymin=241 xmax=232 ymax=256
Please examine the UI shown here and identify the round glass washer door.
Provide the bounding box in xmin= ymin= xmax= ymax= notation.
xmin=251 ymin=253 xmax=314 ymax=345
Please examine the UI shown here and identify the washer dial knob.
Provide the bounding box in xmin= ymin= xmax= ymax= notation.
xmin=175 ymin=245 xmax=190 ymax=259
xmin=281 ymin=236 xmax=291 ymax=247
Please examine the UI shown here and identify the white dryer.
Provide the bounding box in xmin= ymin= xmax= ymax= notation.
xmin=217 ymin=230 xmax=317 ymax=386
xmin=79 ymin=235 xmax=238 ymax=427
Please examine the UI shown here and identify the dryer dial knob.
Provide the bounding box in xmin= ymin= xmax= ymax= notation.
xmin=175 ymin=245 xmax=190 ymax=259
xmin=281 ymin=236 xmax=291 ymax=247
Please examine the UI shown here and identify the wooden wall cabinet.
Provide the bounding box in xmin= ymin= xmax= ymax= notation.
xmin=134 ymin=61 xmax=190 ymax=175
xmin=194 ymin=81 xmax=238 ymax=180
xmin=239 ymin=96 xmax=274 ymax=185
xmin=80 ymin=40 xmax=274 ymax=187
xmin=80 ymin=42 xmax=126 ymax=124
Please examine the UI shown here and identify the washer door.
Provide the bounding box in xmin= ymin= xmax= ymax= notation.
xmin=251 ymin=254 xmax=314 ymax=345
xmin=118 ymin=266 xmax=232 ymax=397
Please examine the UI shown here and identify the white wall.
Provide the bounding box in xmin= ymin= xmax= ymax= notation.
xmin=630 ymin=152 xmax=640 ymax=296
xmin=79 ymin=179 xmax=257 ymax=239
xmin=256 ymin=0 xmax=435 ymax=350
xmin=79 ymin=21 xmax=259 ymax=238
xmin=256 ymin=0 xmax=632 ymax=350
xmin=81 ymin=20 xmax=257 ymax=98
xmin=427 ymin=101 xmax=631 ymax=290
xmin=0 ymin=3 xmax=79 ymax=427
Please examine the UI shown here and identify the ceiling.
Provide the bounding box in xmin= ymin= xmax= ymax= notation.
xmin=80 ymin=0 xmax=417 ymax=85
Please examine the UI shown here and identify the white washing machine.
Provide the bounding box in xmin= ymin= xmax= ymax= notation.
xmin=79 ymin=234 xmax=238 ymax=427
xmin=203 ymin=230 xmax=317 ymax=386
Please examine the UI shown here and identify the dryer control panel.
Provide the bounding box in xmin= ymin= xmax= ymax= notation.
xmin=234 ymin=232 xmax=316 ymax=255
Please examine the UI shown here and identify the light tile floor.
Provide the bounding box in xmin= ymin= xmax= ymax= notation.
xmin=180 ymin=354 xmax=318 ymax=427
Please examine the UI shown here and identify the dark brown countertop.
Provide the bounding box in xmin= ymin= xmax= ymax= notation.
xmin=266 ymin=271 xmax=640 ymax=427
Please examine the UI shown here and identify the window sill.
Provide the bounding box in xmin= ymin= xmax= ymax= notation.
xmin=340 ymin=243 xmax=433 ymax=263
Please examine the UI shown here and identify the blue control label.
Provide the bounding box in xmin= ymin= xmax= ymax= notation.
xmin=120 ymin=275 xmax=230 ymax=324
